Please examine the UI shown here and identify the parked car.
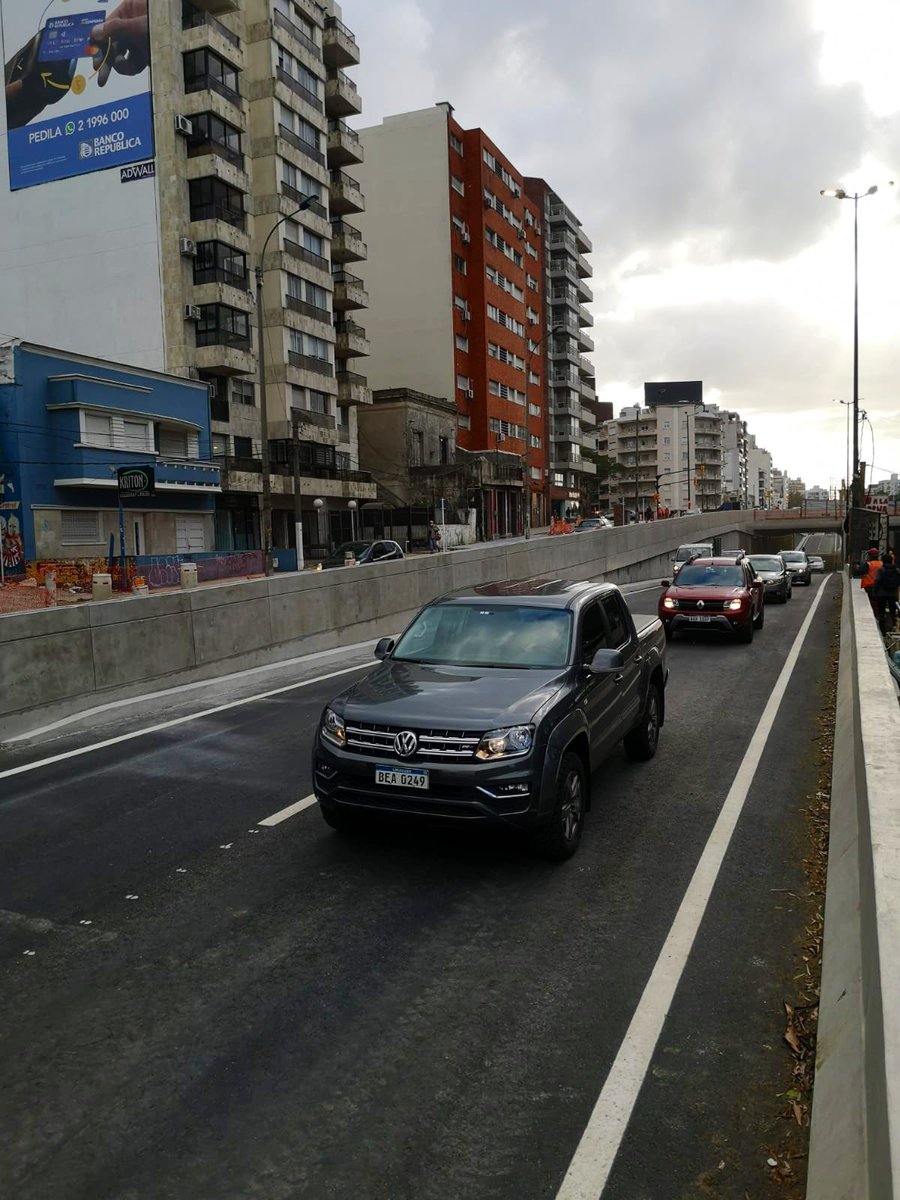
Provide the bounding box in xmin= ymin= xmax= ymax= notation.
xmin=313 ymin=579 xmax=668 ymax=860
xmin=780 ymin=549 xmax=812 ymax=585
xmin=807 ymin=554 xmax=826 ymax=573
xmin=576 ymin=517 xmax=613 ymax=532
xmin=658 ymin=555 xmax=765 ymax=643
xmin=747 ymin=554 xmax=792 ymax=602
xmin=671 ymin=543 xmax=714 ymax=578
xmin=321 ymin=540 xmax=405 ymax=569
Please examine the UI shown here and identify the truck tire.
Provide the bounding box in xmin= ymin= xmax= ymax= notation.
xmin=319 ymin=800 xmax=361 ymax=833
xmin=529 ymin=752 xmax=586 ymax=862
xmin=753 ymin=603 xmax=764 ymax=629
xmin=623 ymin=682 xmax=662 ymax=762
xmin=738 ymin=619 xmax=754 ymax=644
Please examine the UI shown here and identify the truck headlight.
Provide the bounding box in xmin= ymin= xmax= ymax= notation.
xmin=663 ymin=597 xmax=677 ymax=609
xmin=321 ymin=707 xmax=346 ymax=747
xmin=475 ymin=725 xmax=534 ymax=760
xmin=726 ymin=598 xmax=743 ymax=611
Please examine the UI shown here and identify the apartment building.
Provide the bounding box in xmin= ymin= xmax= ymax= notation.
xmin=747 ymin=435 xmax=774 ymax=507
xmin=599 ymin=402 xmax=725 ymax=514
xmin=524 ymin=179 xmax=605 ymax=519
xmin=0 ymin=0 xmax=374 ymax=557
xmin=353 ymin=104 xmax=584 ymax=536
xmin=720 ymin=410 xmax=749 ymax=506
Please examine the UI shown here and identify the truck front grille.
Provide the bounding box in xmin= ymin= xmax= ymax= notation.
xmin=345 ymin=721 xmax=481 ymax=761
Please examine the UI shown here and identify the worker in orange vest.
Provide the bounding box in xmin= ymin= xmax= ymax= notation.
xmin=861 ymin=548 xmax=883 ymax=616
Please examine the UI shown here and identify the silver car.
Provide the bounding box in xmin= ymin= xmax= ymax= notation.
xmin=747 ymin=554 xmax=792 ymax=602
xmin=781 ymin=550 xmax=812 ymax=585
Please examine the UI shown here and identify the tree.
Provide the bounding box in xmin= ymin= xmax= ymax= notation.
xmin=581 ymin=450 xmax=626 ymax=512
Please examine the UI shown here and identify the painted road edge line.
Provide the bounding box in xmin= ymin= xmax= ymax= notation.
xmin=555 ymin=573 xmax=831 ymax=1200
xmin=259 ymin=794 xmax=318 ymax=827
xmin=0 ymin=664 xmax=368 ymax=783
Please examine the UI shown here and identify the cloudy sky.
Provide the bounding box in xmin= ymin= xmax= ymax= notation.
xmin=346 ymin=0 xmax=900 ymax=493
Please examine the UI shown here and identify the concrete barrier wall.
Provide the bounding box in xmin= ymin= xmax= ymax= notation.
xmin=0 ymin=514 xmax=751 ymax=733
xmin=808 ymin=578 xmax=900 ymax=1198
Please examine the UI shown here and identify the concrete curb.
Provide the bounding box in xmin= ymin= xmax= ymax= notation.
xmin=808 ymin=574 xmax=900 ymax=1198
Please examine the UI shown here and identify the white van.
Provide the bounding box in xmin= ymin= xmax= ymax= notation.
xmin=671 ymin=543 xmax=714 ymax=577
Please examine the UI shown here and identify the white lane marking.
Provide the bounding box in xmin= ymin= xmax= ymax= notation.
xmin=555 ymin=573 xmax=830 ymax=1200
xmin=0 ymin=664 xmax=369 ymax=783
xmin=258 ymin=793 xmax=318 ymax=827
xmin=3 ymin=637 xmax=386 ymax=744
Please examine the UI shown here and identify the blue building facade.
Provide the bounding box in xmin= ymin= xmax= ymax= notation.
xmin=0 ymin=342 xmax=219 ymax=573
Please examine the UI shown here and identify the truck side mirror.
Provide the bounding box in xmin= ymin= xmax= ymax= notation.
xmin=660 ymin=579 xmax=671 ymax=588
xmin=586 ymin=649 xmax=625 ymax=675
xmin=374 ymin=637 xmax=395 ymax=660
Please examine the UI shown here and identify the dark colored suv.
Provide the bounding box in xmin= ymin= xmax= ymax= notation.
xmin=658 ymin=555 xmax=764 ymax=643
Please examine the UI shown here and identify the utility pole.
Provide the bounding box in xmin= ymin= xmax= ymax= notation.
xmin=291 ymin=408 xmax=304 ymax=570
xmin=634 ymin=407 xmax=640 ymax=520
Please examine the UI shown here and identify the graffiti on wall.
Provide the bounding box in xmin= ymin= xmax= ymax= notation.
xmin=27 ymin=559 xmax=134 ymax=590
xmin=0 ymin=471 xmax=24 ymax=574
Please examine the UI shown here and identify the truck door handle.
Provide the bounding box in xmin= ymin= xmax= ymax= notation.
xmin=633 ymin=655 xmax=643 ymax=663
xmin=614 ymin=673 xmax=625 ymax=683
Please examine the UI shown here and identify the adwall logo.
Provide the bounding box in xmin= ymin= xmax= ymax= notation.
xmin=79 ymin=141 xmax=93 ymax=159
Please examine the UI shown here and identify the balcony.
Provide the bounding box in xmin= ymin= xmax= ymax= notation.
xmin=276 ymin=124 xmax=326 ymax=167
xmin=336 ymin=370 xmax=372 ymax=406
xmin=276 ymin=66 xmax=323 ymax=113
xmin=184 ymin=68 xmax=241 ymax=110
xmin=551 ymin=397 xmax=581 ymax=420
xmin=189 ymin=197 xmax=245 ymax=231
xmin=327 ymin=118 xmax=364 ymax=167
xmin=181 ymin=1 xmax=240 ymax=48
xmin=54 ymin=445 xmax=221 ymax=494
xmin=283 ymin=239 xmax=329 ymax=272
xmin=548 ymin=257 xmax=581 ymax=288
xmin=325 ymin=68 xmax=362 ymax=117
xmin=334 ymin=320 xmax=370 ymax=357
xmin=281 ymin=181 xmax=327 ymax=217
xmin=189 ymin=0 xmax=238 ymax=14
xmin=187 ymin=116 xmax=243 ymax=170
xmin=273 ymin=8 xmax=321 ymax=59
xmin=329 ymin=169 xmax=364 ymax=214
xmin=291 ymin=405 xmax=336 ymax=432
xmin=288 ymin=351 xmax=334 ymax=377
xmin=579 ymin=379 xmax=596 ymax=402
xmin=578 ymin=355 xmax=595 ymax=379
xmin=323 ymin=15 xmax=360 ymax=67
xmin=330 ymin=218 xmax=366 ymax=263
xmin=577 ymin=327 xmax=595 ymax=353
xmin=332 ymin=270 xmax=368 ymax=310
xmin=285 ymin=295 xmax=331 ymax=324
xmin=191 ymin=344 xmax=255 ymax=375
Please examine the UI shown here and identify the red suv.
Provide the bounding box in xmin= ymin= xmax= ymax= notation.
xmin=658 ymin=555 xmax=764 ymax=643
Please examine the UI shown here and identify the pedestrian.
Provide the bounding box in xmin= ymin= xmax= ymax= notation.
xmin=427 ymin=520 xmax=442 ymax=554
xmin=861 ymin=547 xmax=882 ymax=616
xmin=873 ymin=549 xmax=900 ymax=633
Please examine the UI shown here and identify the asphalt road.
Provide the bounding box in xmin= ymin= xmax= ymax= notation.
xmin=0 ymin=573 xmax=840 ymax=1200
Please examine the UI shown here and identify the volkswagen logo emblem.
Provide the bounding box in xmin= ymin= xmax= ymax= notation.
xmin=696 ymin=600 xmax=705 ymax=609
xmin=394 ymin=730 xmax=418 ymax=758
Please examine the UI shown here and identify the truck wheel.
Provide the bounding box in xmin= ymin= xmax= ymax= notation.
xmin=738 ymin=619 xmax=754 ymax=644
xmin=530 ymin=752 xmax=586 ymax=862
xmin=664 ymin=623 xmax=675 ymax=641
xmin=753 ymin=603 xmax=764 ymax=629
xmin=624 ymin=683 xmax=662 ymax=762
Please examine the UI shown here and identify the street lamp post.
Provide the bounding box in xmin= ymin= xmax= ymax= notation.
xmin=256 ymin=194 xmax=316 ymax=574
xmin=348 ymin=499 xmax=358 ymax=542
xmin=524 ymin=322 xmax=565 ymax=538
xmin=820 ymin=182 xmax=892 ymax=509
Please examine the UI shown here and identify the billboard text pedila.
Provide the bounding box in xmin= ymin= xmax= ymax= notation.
xmin=2 ymin=0 xmax=153 ymax=191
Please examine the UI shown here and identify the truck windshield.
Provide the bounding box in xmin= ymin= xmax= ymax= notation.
xmin=392 ymin=603 xmax=573 ymax=669
xmin=675 ymin=545 xmax=712 ymax=562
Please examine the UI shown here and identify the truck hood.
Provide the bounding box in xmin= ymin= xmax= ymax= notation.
xmin=334 ymin=660 xmax=568 ymax=729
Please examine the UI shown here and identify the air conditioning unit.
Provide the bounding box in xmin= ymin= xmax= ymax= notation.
xmin=466 ymin=387 xmax=474 ymax=399
xmin=174 ymin=114 xmax=193 ymax=137
xmin=461 ymin=224 xmax=471 ymax=242
xmin=183 ymin=304 xmax=202 ymax=322
xmin=179 ymin=237 xmax=197 ymax=257
xmin=186 ymin=366 xmax=201 ymax=380
xmin=461 ymin=306 xmax=471 ymax=322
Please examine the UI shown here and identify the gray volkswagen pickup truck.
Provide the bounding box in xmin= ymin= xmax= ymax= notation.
xmin=312 ymin=578 xmax=668 ymax=860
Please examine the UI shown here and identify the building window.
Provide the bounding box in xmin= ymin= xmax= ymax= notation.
xmin=124 ymin=418 xmax=153 ymax=452
xmin=453 ymin=254 xmax=467 ymax=275
xmin=449 ymin=132 xmax=463 ymax=155
xmin=530 ymin=435 xmax=541 ymax=449
xmin=188 ymin=177 xmax=245 ymax=229
xmin=457 ymin=414 xmax=471 ymax=430
xmin=451 ymin=175 xmax=465 ymax=195
xmin=196 ymin=304 xmax=251 ymax=349
xmin=456 ymin=374 xmax=470 ymax=391
xmin=553 ymin=472 xmax=565 ymax=487
xmin=233 ymin=435 xmax=253 ymax=458
xmin=455 ymin=334 xmax=469 ymax=352
xmin=337 ymin=405 xmax=349 ymax=430
xmin=194 ymin=240 xmax=248 ymax=289
xmin=187 ymin=112 xmax=243 ymax=168
xmin=529 ymin=403 xmax=541 ymax=417
xmin=82 ymin=412 xmax=113 ymax=447
xmin=61 ymin=509 xmax=102 ymax=545
xmin=183 ymin=47 xmax=240 ymax=105
xmin=662 ymin=436 xmax=670 ymax=445
xmin=211 ymin=433 xmax=227 ymax=457
xmin=232 ymin=378 xmax=255 ymax=405
xmin=410 ymin=429 xmax=424 ymax=466
xmin=308 ymin=389 xmax=329 ymax=415
xmin=439 ymin=436 xmax=450 ymax=464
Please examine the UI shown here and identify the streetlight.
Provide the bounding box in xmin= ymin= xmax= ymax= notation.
xmin=524 ymin=322 xmax=565 ymax=538
xmin=819 ymin=181 xmax=893 ymax=509
xmin=256 ymin=194 xmax=317 ymax=574
xmin=348 ymin=499 xmax=358 ymax=542
xmin=832 ymin=398 xmax=853 ymax=516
